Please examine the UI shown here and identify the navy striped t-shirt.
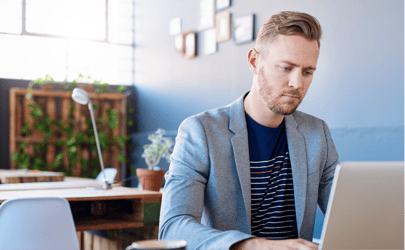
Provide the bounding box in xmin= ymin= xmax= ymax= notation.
xmin=246 ymin=113 xmax=298 ymax=240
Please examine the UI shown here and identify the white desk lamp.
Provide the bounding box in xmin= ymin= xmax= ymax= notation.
xmin=71 ymin=88 xmax=112 ymax=190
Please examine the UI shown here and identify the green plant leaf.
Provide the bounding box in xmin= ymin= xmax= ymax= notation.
xmin=65 ymin=167 xmax=73 ymax=176
xmin=98 ymin=82 xmax=108 ymax=93
xmin=51 ymin=161 xmax=61 ymax=170
xmin=118 ymin=152 xmax=126 ymax=163
xmin=40 ymin=141 xmax=47 ymax=151
xmin=21 ymin=153 xmax=30 ymax=163
xmin=11 ymin=152 xmax=20 ymax=163
xmin=33 ymin=77 xmax=44 ymax=85
xmin=76 ymin=132 xmax=85 ymax=144
xmin=69 ymin=153 xmax=78 ymax=166
xmin=91 ymin=169 xmax=99 ymax=178
xmin=142 ymin=129 xmax=174 ymax=168
xmin=18 ymin=162 xmax=28 ymax=169
xmin=107 ymin=109 xmax=118 ymax=119
xmin=80 ymin=158 xmax=89 ymax=170
xmin=85 ymin=118 xmax=92 ymax=126
xmin=33 ymin=157 xmax=45 ymax=168
xmin=66 ymin=137 xmax=76 ymax=146
xmin=56 ymin=140 xmax=64 ymax=147
xmin=130 ymin=164 xmax=136 ymax=175
xmin=90 ymin=157 xmax=99 ymax=166
xmin=43 ymin=115 xmax=50 ymax=123
xmin=98 ymin=131 xmax=107 ymax=148
xmin=35 ymin=123 xmax=46 ymax=131
xmin=31 ymin=106 xmax=43 ymax=117
xmin=63 ymin=126 xmax=73 ymax=136
xmin=32 ymin=164 xmax=41 ymax=171
xmin=108 ymin=111 xmax=118 ymax=129
xmin=44 ymin=130 xmax=53 ymax=139
xmin=90 ymin=145 xmax=97 ymax=152
xmin=21 ymin=126 xmax=28 ymax=136
xmin=56 ymin=120 xmax=63 ymax=127
xmin=68 ymin=146 xmax=77 ymax=154
xmin=19 ymin=142 xmax=28 ymax=150
xmin=117 ymin=136 xmax=126 ymax=148
xmin=117 ymin=86 xmax=126 ymax=93
xmin=55 ymin=152 xmax=64 ymax=162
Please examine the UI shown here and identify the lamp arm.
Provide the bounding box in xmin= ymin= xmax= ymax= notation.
xmin=88 ymin=101 xmax=107 ymax=181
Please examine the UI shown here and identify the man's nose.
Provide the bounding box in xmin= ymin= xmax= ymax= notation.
xmin=288 ymin=70 xmax=304 ymax=89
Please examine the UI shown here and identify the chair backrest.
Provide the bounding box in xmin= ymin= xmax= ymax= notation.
xmin=96 ymin=168 xmax=117 ymax=184
xmin=0 ymin=197 xmax=80 ymax=250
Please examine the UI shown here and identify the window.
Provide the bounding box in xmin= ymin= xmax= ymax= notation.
xmin=0 ymin=0 xmax=134 ymax=85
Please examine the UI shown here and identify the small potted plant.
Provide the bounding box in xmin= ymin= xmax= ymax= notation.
xmin=137 ymin=129 xmax=174 ymax=191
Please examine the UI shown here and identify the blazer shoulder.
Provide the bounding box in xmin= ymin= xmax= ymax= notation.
xmin=291 ymin=110 xmax=327 ymax=128
xmin=185 ymin=105 xmax=231 ymax=126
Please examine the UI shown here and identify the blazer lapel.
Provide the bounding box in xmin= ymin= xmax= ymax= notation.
xmin=285 ymin=114 xmax=308 ymax=238
xmin=229 ymin=94 xmax=252 ymax=231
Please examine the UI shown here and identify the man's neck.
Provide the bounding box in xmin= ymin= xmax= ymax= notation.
xmin=243 ymin=93 xmax=285 ymax=128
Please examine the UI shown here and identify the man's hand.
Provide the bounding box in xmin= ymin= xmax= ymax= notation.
xmin=231 ymin=237 xmax=318 ymax=250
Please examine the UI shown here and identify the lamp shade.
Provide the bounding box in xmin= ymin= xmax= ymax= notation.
xmin=72 ymin=88 xmax=90 ymax=105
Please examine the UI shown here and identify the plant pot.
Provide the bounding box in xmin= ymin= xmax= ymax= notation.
xmin=76 ymin=83 xmax=95 ymax=93
xmin=136 ymin=168 xmax=165 ymax=192
xmin=40 ymin=83 xmax=55 ymax=91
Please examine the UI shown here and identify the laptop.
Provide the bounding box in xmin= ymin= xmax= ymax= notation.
xmin=318 ymin=161 xmax=404 ymax=249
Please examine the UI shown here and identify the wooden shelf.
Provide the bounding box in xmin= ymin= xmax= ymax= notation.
xmin=75 ymin=217 xmax=144 ymax=231
xmin=0 ymin=169 xmax=64 ymax=184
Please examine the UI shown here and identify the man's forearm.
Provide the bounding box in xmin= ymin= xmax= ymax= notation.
xmin=231 ymin=237 xmax=319 ymax=250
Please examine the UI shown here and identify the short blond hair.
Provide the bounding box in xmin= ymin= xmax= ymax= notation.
xmin=256 ymin=11 xmax=322 ymax=56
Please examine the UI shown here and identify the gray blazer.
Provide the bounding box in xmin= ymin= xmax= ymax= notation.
xmin=159 ymin=94 xmax=339 ymax=250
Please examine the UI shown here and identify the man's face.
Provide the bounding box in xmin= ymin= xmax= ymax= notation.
xmin=254 ymin=35 xmax=319 ymax=116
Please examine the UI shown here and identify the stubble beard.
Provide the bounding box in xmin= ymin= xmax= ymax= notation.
xmin=268 ymin=100 xmax=298 ymax=116
xmin=257 ymin=68 xmax=301 ymax=116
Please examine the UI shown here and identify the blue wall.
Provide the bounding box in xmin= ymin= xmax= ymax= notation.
xmin=130 ymin=0 xmax=404 ymax=240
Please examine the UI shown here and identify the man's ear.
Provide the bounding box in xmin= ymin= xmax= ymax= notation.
xmin=247 ymin=48 xmax=259 ymax=75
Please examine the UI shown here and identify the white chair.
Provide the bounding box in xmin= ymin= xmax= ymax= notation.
xmin=96 ymin=168 xmax=117 ymax=184
xmin=0 ymin=197 xmax=80 ymax=250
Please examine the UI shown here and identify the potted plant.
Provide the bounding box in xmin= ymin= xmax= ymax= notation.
xmin=137 ymin=129 xmax=173 ymax=191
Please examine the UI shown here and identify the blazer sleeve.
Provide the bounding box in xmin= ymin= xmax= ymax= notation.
xmin=158 ymin=116 xmax=254 ymax=250
xmin=317 ymin=120 xmax=339 ymax=214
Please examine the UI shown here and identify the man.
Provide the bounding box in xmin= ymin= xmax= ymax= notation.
xmin=159 ymin=11 xmax=339 ymax=250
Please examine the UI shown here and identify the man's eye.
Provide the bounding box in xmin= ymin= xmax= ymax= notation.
xmin=304 ymin=71 xmax=313 ymax=76
xmin=281 ymin=67 xmax=290 ymax=71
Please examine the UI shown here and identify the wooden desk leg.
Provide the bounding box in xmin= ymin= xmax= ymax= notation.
xmin=77 ymin=231 xmax=84 ymax=250
xmin=84 ymin=231 xmax=94 ymax=250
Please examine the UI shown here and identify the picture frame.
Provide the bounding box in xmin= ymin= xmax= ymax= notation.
xmin=175 ymin=34 xmax=183 ymax=53
xmin=203 ymin=28 xmax=217 ymax=55
xmin=169 ymin=17 xmax=182 ymax=36
xmin=233 ymin=14 xmax=255 ymax=45
xmin=216 ymin=11 xmax=231 ymax=42
xmin=199 ymin=0 xmax=215 ymax=30
xmin=216 ymin=0 xmax=231 ymax=11
xmin=183 ymin=31 xmax=196 ymax=59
